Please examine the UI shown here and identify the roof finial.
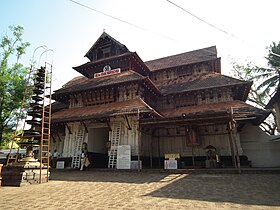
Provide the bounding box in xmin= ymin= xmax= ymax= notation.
xmin=103 ymin=28 xmax=105 ymax=33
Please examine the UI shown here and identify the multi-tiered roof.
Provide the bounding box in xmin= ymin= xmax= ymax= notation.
xmin=52 ymin=32 xmax=268 ymax=125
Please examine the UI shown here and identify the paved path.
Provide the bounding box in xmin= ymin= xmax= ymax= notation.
xmin=0 ymin=170 xmax=280 ymax=209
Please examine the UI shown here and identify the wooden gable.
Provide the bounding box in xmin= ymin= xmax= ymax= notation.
xmin=85 ymin=32 xmax=130 ymax=62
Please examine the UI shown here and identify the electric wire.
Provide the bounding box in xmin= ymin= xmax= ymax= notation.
xmin=69 ymin=0 xmax=278 ymax=63
xmin=68 ymin=0 xmax=217 ymax=60
xmin=69 ymin=0 xmax=177 ymax=42
xmin=166 ymin=0 xmax=280 ymax=61
xmin=166 ymin=0 xmax=239 ymax=40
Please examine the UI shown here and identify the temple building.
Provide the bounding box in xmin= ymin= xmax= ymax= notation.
xmin=51 ymin=32 xmax=277 ymax=169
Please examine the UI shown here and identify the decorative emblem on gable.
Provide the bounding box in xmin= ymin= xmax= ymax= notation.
xmin=94 ymin=65 xmax=121 ymax=78
xmin=103 ymin=65 xmax=111 ymax=72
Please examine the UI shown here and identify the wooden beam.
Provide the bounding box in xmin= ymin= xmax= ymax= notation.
xmin=65 ymin=123 xmax=72 ymax=134
xmin=137 ymin=109 xmax=141 ymax=172
xmin=106 ymin=121 xmax=112 ymax=131
xmin=228 ymin=121 xmax=237 ymax=168
xmin=81 ymin=121 xmax=88 ymax=133
xmin=230 ymin=107 xmax=241 ymax=173
xmin=192 ymin=146 xmax=195 ymax=168
xmin=73 ymin=94 xmax=78 ymax=103
xmin=150 ymin=137 xmax=153 ymax=169
xmin=56 ymin=132 xmax=62 ymax=142
xmin=51 ymin=133 xmax=56 ymax=143
xmin=124 ymin=115 xmax=132 ymax=130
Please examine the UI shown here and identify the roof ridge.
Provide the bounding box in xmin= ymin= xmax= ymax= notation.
xmin=85 ymin=31 xmax=130 ymax=59
xmin=145 ymin=46 xmax=217 ymax=63
xmin=137 ymin=97 xmax=163 ymax=117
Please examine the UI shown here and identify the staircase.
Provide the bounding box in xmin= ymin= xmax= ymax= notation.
xmin=108 ymin=122 xmax=122 ymax=168
xmin=71 ymin=129 xmax=84 ymax=169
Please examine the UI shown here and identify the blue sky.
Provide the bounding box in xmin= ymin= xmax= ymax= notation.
xmin=1 ymin=0 xmax=280 ymax=90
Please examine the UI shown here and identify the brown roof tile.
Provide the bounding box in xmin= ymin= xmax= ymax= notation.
xmin=85 ymin=32 xmax=130 ymax=61
xmin=52 ymin=97 xmax=159 ymax=123
xmin=145 ymin=46 xmax=217 ymax=71
xmin=159 ymin=100 xmax=269 ymax=124
xmin=74 ymin=52 xmax=133 ymax=70
xmin=54 ymin=70 xmax=144 ymax=96
xmin=154 ymin=73 xmax=250 ymax=95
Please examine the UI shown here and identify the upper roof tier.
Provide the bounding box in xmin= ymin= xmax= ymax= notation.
xmin=154 ymin=72 xmax=251 ymax=99
xmin=145 ymin=46 xmax=218 ymax=71
xmin=74 ymin=32 xmax=220 ymax=78
xmin=85 ymin=32 xmax=130 ymax=62
xmin=73 ymin=52 xmax=150 ymax=78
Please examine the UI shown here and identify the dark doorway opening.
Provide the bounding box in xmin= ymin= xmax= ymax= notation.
xmin=88 ymin=127 xmax=109 ymax=168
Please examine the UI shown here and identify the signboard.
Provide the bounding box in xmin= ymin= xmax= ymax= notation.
xmin=131 ymin=160 xmax=142 ymax=170
xmin=164 ymin=158 xmax=178 ymax=169
xmin=117 ymin=145 xmax=131 ymax=169
xmin=56 ymin=161 xmax=65 ymax=169
xmin=94 ymin=67 xmax=121 ymax=78
xmin=165 ymin=153 xmax=180 ymax=159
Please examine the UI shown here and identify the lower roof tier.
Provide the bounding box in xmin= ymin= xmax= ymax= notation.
xmin=51 ymin=97 xmax=161 ymax=123
xmin=51 ymin=99 xmax=269 ymax=125
xmin=142 ymin=100 xmax=269 ymax=125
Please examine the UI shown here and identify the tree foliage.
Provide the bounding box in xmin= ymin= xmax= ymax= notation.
xmin=254 ymin=42 xmax=280 ymax=95
xmin=232 ymin=42 xmax=280 ymax=135
xmin=0 ymin=25 xmax=30 ymax=146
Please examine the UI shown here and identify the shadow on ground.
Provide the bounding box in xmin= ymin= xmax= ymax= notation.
xmin=50 ymin=169 xmax=280 ymax=206
xmin=50 ymin=169 xmax=170 ymax=184
xmin=145 ymin=173 xmax=280 ymax=206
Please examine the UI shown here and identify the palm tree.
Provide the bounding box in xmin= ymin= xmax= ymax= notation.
xmin=255 ymin=41 xmax=280 ymax=96
xmin=231 ymin=41 xmax=280 ymax=134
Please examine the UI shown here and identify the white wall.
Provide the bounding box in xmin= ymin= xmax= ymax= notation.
xmin=141 ymin=125 xmax=236 ymax=158
xmin=240 ymin=123 xmax=280 ymax=167
xmin=58 ymin=116 xmax=142 ymax=158
xmin=111 ymin=116 xmax=139 ymax=156
xmin=50 ymin=131 xmax=65 ymax=156
xmin=62 ymin=122 xmax=87 ymax=157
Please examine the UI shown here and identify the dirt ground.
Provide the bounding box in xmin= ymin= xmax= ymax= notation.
xmin=0 ymin=170 xmax=280 ymax=209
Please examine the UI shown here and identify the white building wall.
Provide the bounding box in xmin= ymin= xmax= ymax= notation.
xmin=59 ymin=116 xmax=139 ymax=157
xmin=141 ymin=125 xmax=239 ymax=158
xmin=240 ymin=123 xmax=280 ymax=167
xmin=62 ymin=122 xmax=87 ymax=158
xmin=50 ymin=132 xmax=64 ymax=156
xmin=110 ymin=116 xmax=139 ymax=156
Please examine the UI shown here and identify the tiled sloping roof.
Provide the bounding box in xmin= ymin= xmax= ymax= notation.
xmin=145 ymin=46 xmax=217 ymax=71
xmin=159 ymin=100 xmax=269 ymax=124
xmin=85 ymin=32 xmax=130 ymax=61
xmin=74 ymin=52 xmax=133 ymax=70
xmin=54 ymin=70 xmax=144 ymax=95
xmin=51 ymin=102 xmax=68 ymax=113
xmin=52 ymin=98 xmax=159 ymax=123
xmin=74 ymin=52 xmax=151 ymax=78
xmin=154 ymin=73 xmax=250 ymax=95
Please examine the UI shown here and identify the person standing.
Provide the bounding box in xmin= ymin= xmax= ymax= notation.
xmin=80 ymin=142 xmax=89 ymax=171
xmin=52 ymin=149 xmax=59 ymax=168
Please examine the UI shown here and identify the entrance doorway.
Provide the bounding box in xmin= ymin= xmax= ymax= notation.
xmin=88 ymin=127 xmax=109 ymax=168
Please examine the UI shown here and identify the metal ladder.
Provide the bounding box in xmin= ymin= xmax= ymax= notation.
xmin=108 ymin=122 xmax=121 ymax=168
xmin=39 ymin=63 xmax=52 ymax=183
xmin=71 ymin=129 xmax=84 ymax=169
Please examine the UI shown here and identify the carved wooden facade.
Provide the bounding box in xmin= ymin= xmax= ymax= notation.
xmin=51 ymin=32 xmax=269 ymax=169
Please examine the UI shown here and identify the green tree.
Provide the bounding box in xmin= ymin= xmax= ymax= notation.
xmin=0 ymin=25 xmax=30 ymax=146
xmin=232 ymin=41 xmax=280 ymax=135
xmin=255 ymin=41 xmax=280 ymax=94
xmin=232 ymin=62 xmax=277 ymax=134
